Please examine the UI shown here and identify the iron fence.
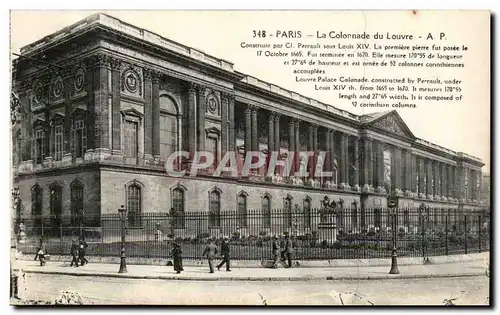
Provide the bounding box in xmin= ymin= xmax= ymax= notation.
xmin=13 ymin=207 xmax=490 ymax=261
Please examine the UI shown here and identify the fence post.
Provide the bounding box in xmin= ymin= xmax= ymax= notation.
xmin=478 ymin=214 xmax=482 ymax=253
xmin=445 ymin=215 xmax=448 ymax=256
xmin=464 ymin=214 xmax=468 ymax=254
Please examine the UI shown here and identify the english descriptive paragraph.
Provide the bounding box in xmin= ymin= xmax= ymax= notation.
xmin=241 ymin=30 xmax=469 ymax=109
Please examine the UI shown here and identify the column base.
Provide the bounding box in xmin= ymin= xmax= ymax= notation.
xmin=393 ymin=189 xmax=404 ymax=197
xmin=43 ymin=156 xmax=53 ymax=168
xmin=375 ymin=186 xmax=386 ymax=194
xmin=84 ymin=150 xmax=94 ymax=161
xmin=339 ymin=183 xmax=351 ymax=191
xmin=362 ymin=184 xmax=371 ymax=193
xmin=323 ymin=181 xmax=337 ymax=190
xmin=442 ymin=196 xmax=448 ymax=202
xmin=351 ymin=184 xmax=361 ymax=192
xmin=93 ymin=148 xmax=111 ymax=161
xmin=404 ymin=190 xmax=413 ymax=197
xmin=426 ymin=194 xmax=433 ymax=200
xmin=62 ymin=153 xmax=73 ymax=165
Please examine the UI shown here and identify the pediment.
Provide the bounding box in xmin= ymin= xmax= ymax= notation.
xmin=364 ymin=110 xmax=415 ymax=139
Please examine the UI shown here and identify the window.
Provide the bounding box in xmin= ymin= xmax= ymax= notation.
xmin=303 ymin=198 xmax=311 ymax=228
xmin=237 ymin=192 xmax=248 ymax=227
xmin=404 ymin=210 xmax=410 ymax=227
xmin=34 ymin=129 xmax=46 ymax=164
xmin=127 ymin=184 xmax=142 ymax=227
xmin=160 ymin=96 xmax=179 ymax=162
xmin=54 ymin=125 xmax=63 ymax=161
xmin=72 ymin=119 xmax=87 ymax=158
xmin=49 ymin=183 xmax=63 ymax=237
xmin=71 ymin=181 xmax=84 ymax=228
xmin=262 ymin=195 xmax=271 ymax=228
xmin=31 ymin=184 xmax=43 ymax=232
xmin=284 ymin=196 xmax=292 ymax=227
xmin=351 ymin=203 xmax=358 ymax=227
xmin=207 ymin=136 xmax=218 ymax=170
xmin=172 ymin=188 xmax=185 ymax=228
xmin=124 ymin=120 xmax=138 ymax=159
xmin=209 ymin=190 xmax=221 ymax=228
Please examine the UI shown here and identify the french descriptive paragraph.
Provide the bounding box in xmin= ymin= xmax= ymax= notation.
xmin=241 ymin=31 xmax=468 ymax=109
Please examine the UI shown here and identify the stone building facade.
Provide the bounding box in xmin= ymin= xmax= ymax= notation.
xmin=12 ymin=13 xmax=485 ymax=235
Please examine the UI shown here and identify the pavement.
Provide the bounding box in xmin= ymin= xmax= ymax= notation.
xmin=14 ymin=258 xmax=489 ymax=281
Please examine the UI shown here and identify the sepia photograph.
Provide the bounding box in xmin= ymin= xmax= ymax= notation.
xmin=8 ymin=9 xmax=491 ymax=306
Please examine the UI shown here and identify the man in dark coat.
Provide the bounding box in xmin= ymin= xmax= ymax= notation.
xmin=70 ymin=239 xmax=79 ymax=267
xmin=284 ymin=234 xmax=294 ymax=268
xmin=202 ymin=238 xmax=218 ymax=273
xmin=171 ymin=242 xmax=184 ymax=274
xmin=271 ymin=235 xmax=281 ymax=268
xmin=78 ymin=238 xmax=89 ymax=266
xmin=216 ymin=237 xmax=231 ymax=272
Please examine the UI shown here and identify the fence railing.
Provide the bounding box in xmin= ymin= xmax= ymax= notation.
xmin=13 ymin=207 xmax=490 ymax=261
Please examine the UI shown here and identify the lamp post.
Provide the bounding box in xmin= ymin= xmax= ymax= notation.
xmin=11 ymin=188 xmax=20 ymax=243
xmin=118 ymin=205 xmax=127 ymax=273
xmin=388 ymin=199 xmax=400 ymax=274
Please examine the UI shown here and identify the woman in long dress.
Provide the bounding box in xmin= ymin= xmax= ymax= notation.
xmin=172 ymin=242 xmax=184 ymax=274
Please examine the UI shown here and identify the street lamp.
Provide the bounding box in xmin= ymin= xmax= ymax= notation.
xmin=388 ymin=199 xmax=400 ymax=274
xmin=118 ymin=205 xmax=128 ymax=273
xmin=11 ymin=188 xmax=20 ymax=243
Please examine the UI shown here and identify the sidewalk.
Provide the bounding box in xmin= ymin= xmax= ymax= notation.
xmin=15 ymin=259 xmax=488 ymax=281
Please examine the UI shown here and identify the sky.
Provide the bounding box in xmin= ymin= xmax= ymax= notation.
xmin=9 ymin=10 xmax=490 ymax=172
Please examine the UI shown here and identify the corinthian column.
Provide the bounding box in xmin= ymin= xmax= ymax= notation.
xmin=339 ymin=132 xmax=350 ymax=190
xmin=352 ymin=136 xmax=360 ymax=191
xmin=152 ymin=72 xmax=161 ymax=159
xmin=197 ymin=85 xmax=206 ymax=152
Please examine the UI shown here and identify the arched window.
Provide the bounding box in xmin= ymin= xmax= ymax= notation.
xmin=303 ymin=197 xmax=311 ymax=228
xmin=209 ymin=189 xmax=221 ymax=228
xmin=172 ymin=187 xmax=185 ymax=228
xmin=284 ymin=195 xmax=293 ymax=227
xmin=351 ymin=201 xmax=358 ymax=228
xmin=262 ymin=194 xmax=271 ymax=228
xmin=160 ymin=95 xmax=179 ymax=162
xmin=237 ymin=191 xmax=248 ymax=227
xmin=49 ymin=183 xmax=63 ymax=237
xmin=31 ymin=184 xmax=43 ymax=233
xmin=404 ymin=209 xmax=410 ymax=227
xmin=71 ymin=180 xmax=84 ymax=228
xmin=127 ymin=184 xmax=142 ymax=227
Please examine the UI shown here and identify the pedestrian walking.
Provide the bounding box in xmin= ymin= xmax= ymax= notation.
xmin=171 ymin=242 xmax=184 ymax=274
xmin=216 ymin=237 xmax=231 ymax=272
xmin=284 ymin=234 xmax=294 ymax=268
xmin=33 ymin=236 xmax=43 ymax=261
xmin=78 ymin=238 xmax=89 ymax=266
xmin=70 ymin=239 xmax=79 ymax=267
xmin=37 ymin=239 xmax=47 ymax=267
xmin=271 ymin=235 xmax=281 ymax=268
xmin=202 ymin=238 xmax=218 ymax=273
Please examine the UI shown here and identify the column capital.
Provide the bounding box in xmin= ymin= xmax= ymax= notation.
xmin=196 ymin=84 xmax=207 ymax=94
xmin=221 ymin=92 xmax=234 ymax=102
xmin=188 ymin=82 xmax=198 ymax=93
xmin=307 ymin=123 xmax=317 ymax=132
xmin=291 ymin=117 xmax=300 ymax=126
xmin=109 ymin=57 xmax=122 ymax=71
xmin=272 ymin=112 xmax=281 ymax=121
xmin=151 ymin=71 xmax=162 ymax=84
xmin=90 ymin=53 xmax=111 ymax=69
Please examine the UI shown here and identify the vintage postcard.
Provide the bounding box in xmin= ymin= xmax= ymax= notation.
xmin=9 ymin=10 xmax=490 ymax=306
